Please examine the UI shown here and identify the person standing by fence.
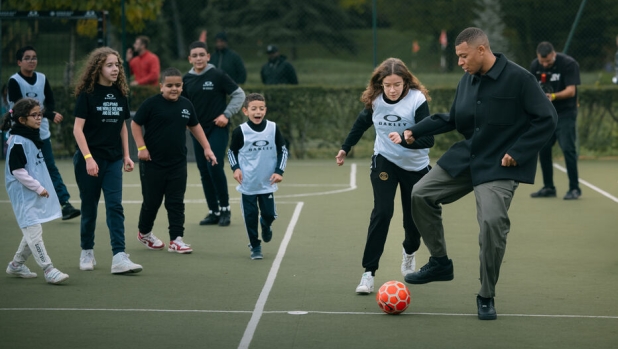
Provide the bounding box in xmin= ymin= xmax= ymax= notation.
xmin=210 ymin=32 xmax=247 ymax=84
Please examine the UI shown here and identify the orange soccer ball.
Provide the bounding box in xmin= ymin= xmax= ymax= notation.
xmin=376 ymin=280 xmax=411 ymax=315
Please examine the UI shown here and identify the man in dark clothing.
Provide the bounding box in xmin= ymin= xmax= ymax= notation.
xmin=530 ymin=42 xmax=582 ymax=200
xmin=260 ymin=45 xmax=298 ymax=85
xmin=210 ymin=32 xmax=247 ymax=84
xmin=392 ymin=28 xmax=557 ymax=321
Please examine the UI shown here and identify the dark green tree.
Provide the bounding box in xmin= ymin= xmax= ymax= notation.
xmin=202 ymin=0 xmax=358 ymax=59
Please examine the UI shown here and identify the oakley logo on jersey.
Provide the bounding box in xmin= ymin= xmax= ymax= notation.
xmin=202 ymin=81 xmax=214 ymax=90
xmin=181 ymin=109 xmax=191 ymax=119
xmin=249 ymin=140 xmax=272 ymax=151
xmin=378 ymin=114 xmax=407 ymax=127
xmin=35 ymin=150 xmax=45 ymax=165
xmin=105 ymin=93 xmax=116 ymax=100
xmin=25 ymin=92 xmax=38 ymax=98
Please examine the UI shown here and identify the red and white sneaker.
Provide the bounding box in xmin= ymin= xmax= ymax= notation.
xmin=137 ymin=232 xmax=164 ymax=250
xmin=168 ymin=237 xmax=193 ymax=254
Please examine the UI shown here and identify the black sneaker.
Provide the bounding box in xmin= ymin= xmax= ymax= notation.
xmin=61 ymin=202 xmax=81 ymax=220
xmin=563 ymin=189 xmax=581 ymax=200
xmin=261 ymin=217 xmax=272 ymax=243
xmin=404 ymin=257 xmax=454 ymax=284
xmin=477 ymin=295 xmax=497 ymax=320
xmin=530 ymin=187 xmax=556 ymax=198
xmin=218 ymin=210 xmax=231 ymax=226
xmin=199 ymin=212 xmax=220 ymax=225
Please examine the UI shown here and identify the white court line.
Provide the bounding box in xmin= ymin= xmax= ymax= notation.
xmin=238 ymin=202 xmax=304 ymax=349
xmin=0 ymin=164 xmax=358 ymax=204
xmin=554 ymin=163 xmax=618 ymax=203
xmin=1 ymin=308 xmax=616 ymax=320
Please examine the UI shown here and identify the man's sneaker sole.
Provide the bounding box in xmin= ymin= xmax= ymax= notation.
xmin=404 ymin=273 xmax=453 ymax=284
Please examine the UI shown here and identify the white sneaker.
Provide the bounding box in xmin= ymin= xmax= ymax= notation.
xmin=80 ymin=249 xmax=96 ymax=271
xmin=137 ymin=232 xmax=165 ymax=250
xmin=6 ymin=262 xmax=37 ymax=278
xmin=168 ymin=237 xmax=193 ymax=254
xmin=355 ymin=271 xmax=374 ymax=294
xmin=401 ymin=247 xmax=416 ymax=277
xmin=111 ymin=252 xmax=143 ymax=274
xmin=44 ymin=267 xmax=69 ymax=284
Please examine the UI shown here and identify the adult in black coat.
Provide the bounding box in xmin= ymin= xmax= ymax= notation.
xmin=389 ymin=27 xmax=557 ymax=321
xmin=260 ymin=45 xmax=298 ymax=85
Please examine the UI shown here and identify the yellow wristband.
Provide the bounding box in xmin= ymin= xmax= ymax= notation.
xmin=84 ymin=154 xmax=92 ymax=160
xmin=138 ymin=146 xmax=147 ymax=151
xmin=551 ymin=93 xmax=556 ymax=101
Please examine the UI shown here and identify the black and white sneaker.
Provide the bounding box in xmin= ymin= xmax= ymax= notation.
xmin=199 ymin=212 xmax=220 ymax=225
xmin=62 ymin=202 xmax=81 ymax=220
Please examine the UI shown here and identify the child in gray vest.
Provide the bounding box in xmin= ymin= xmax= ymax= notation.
xmin=227 ymin=93 xmax=288 ymax=259
xmin=3 ymin=98 xmax=69 ymax=284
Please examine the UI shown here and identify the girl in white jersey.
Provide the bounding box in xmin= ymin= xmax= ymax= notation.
xmin=2 ymin=98 xmax=69 ymax=284
xmin=336 ymin=58 xmax=434 ymax=294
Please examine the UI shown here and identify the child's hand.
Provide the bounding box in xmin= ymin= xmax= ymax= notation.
xmin=270 ymin=173 xmax=283 ymax=185
xmin=53 ymin=112 xmax=63 ymax=124
xmin=214 ymin=115 xmax=229 ymax=128
xmin=388 ymin=132 xmax=402 ymax=144
xmin=205 ymin=149 xmax=218 ymax=165
xmin=39 ymin=189 xmax=49 ymax=198
xmin=335 ymin=150 xmax=347 ymax=166
xmin=124 ymin=157 xmax=134 ymax=172
xmin=233 ymin=169 xmax=242 ymax=184
xmin=86 ymin=158 xmax=99 ymax=177
xmin=138 ymin=148 xmax=151 ymax=161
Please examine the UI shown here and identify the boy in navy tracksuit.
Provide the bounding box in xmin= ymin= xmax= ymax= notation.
xmin=227 ymin=93 xmax=288 ymax=259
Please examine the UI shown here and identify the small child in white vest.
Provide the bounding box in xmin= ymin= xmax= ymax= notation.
xmin=2 ymin=98 xmax=69 ymax=284
xmin=227 ymin=93 xmax=288 ymax=260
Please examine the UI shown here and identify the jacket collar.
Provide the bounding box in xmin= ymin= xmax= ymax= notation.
xmin=472 ymin=53 xmax=506 ymax=84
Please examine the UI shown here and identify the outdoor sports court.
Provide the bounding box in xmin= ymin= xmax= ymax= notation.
xmin=1 ymin=159 xmax=617 ymax=348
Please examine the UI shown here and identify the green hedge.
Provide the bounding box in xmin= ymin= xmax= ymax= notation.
xmin=48 ymin=85 xmax=618 ymax=159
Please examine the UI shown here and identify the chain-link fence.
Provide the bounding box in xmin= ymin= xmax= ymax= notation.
xmin=2 ymin=0 xmax=618 ymax=87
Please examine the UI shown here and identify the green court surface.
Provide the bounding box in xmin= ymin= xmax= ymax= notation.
xmin=1 ymin=159 xmax=617 ymax=349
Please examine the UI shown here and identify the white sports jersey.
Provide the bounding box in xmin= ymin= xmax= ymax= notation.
xmin=236 ymin=121 xmax=278 ymax=195
xmin=9 ymin=72 xmax=51 ymax=140
xmin=5 ymin=135 xmax=61 ymax=228
xmin=372 ymin=90 xmax=430 ymax=171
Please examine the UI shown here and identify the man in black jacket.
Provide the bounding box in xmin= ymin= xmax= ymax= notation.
xmin=210 ymin=32 xmax=247 ymax=84
xmin=391 ymin=27 xmax=557 ymax=320
xmin=260 ymin=45 xmax=298 ymax=85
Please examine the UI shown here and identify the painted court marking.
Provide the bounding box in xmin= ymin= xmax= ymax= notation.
xmin=554 ymin=163 xmax=618 ymax=203
xmin=238 ymin=201 xmax=304 ymax=349
xmin=1 ymin=308 xmax=616 ymax=320
xmin=0 ymin=163 xmax=358 ymax=203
